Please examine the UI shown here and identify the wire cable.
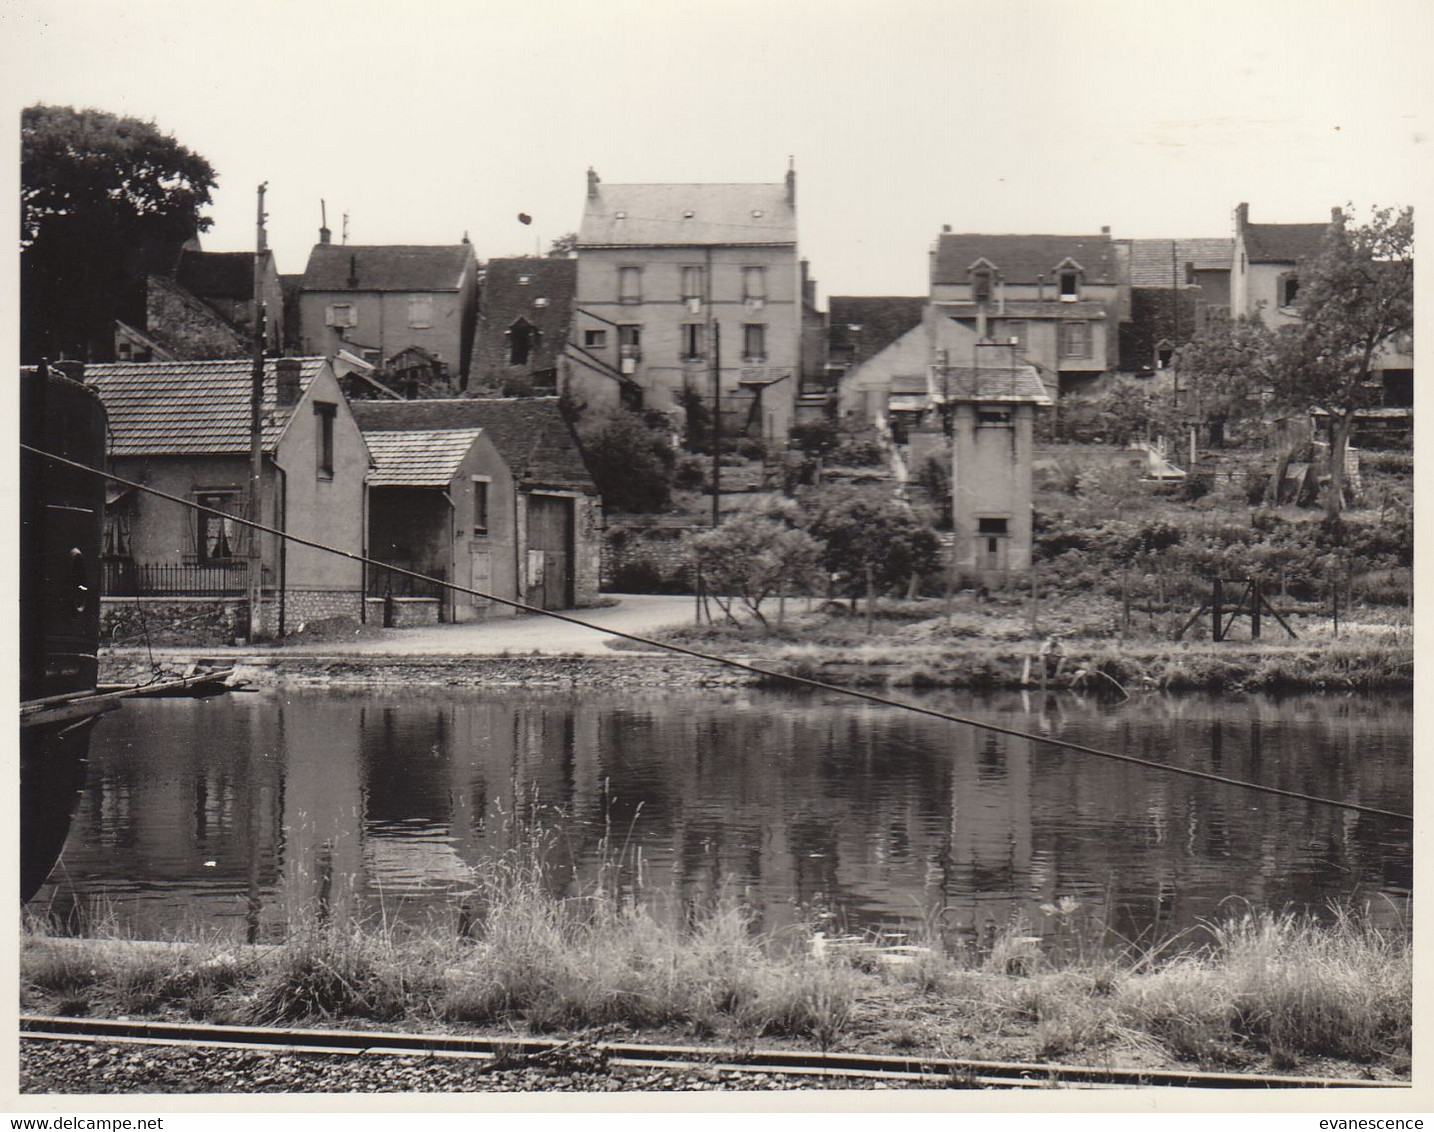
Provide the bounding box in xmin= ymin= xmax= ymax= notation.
xmin=27 ymin=442 xmax=1413 ymax=824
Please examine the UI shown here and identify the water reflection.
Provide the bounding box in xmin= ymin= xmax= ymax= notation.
xmin=40 ymin=687 xmax=1412 ymax=947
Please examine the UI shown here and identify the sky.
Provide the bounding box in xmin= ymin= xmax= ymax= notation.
xmin=4 ymin=0 xmax=1430 ymax=300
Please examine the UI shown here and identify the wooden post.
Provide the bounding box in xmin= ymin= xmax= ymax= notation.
xmin=1332 ymin=574 xmax=1339 ymax=639
xmin=1029 ymin=570 xmax=1038 ymax=638
xmin=1250 ymin=578 xmax=1262 ymax=640
xmin=865 ymin=563 xmax=875 ymax=635
xmin=1121 ymin=570 xmax=1131 ymax=641
xmin=1211 ymin=578 xmax=1223 ymax=642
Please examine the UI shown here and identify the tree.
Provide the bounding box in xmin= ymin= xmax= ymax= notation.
xmin=1272 ymin=206 xmax=1414 ymax=520
xmin=1172 ymin=316 xmax=1279 ymax=446
xmin=22 ymin=105 xmax=218 ymax=362
xmin=803 ymin=487 xmax=941 ymax=607
xmin=576 ymin=409 xmax=676 ymax=513
xmin=546 ymin=232 xmax=578 ymax=258
xmin=689 ymin=512 xmax=821 ymax=629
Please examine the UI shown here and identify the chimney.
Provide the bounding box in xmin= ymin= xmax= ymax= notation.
xmin=1100 ymin=225 xmax=1110 ymax=235
xmin=785 ymin=158 xmax=796 ymax=206
xmin=1331 ymin=206 xmax=1344 ymax=224
xmin=942 ymin=224 xmax=952 ymax=233
xmin=347 ymin=254 xmax=359 ymax=288
xmin=275 ymin=358 xmax=303 ymax=408
xmin=587 ymin=167 xmax=600 ymax=198
xmin=319 ymin=199 xmax=331 ymax=244
xmin=1235 ymin=202 xmax=1249 ymax=235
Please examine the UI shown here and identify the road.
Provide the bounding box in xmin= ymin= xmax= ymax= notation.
xmin=263 ymin=593 xmax=699 ymax=657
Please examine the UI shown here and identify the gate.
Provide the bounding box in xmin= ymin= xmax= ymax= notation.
xmin=527 ymin=494 xmax=574 ymax=610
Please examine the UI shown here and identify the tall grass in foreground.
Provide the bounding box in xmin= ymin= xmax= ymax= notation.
xmin=21 ymin=859 xmax=1410 ymax=1071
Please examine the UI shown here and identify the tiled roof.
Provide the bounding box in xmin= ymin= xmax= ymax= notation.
xmin=85 ymin=358 xmax=327 ymax=456
xmin=301 ymin=244 xmax=474 ymax=293
xmin=579 ymin=183 xmax=795 ymax=246
xmin=350 ymin=397 xmax=596 ymax=494
xmin=1244 ymin=223 xmax=1329 ymax=264
xmin=1126 ymin=238 xmax=1234 ymax=286
xmin=933 ymin=234 xmax=1118 ymax=285
xmin=175 ymin=250 xmax=256 ymax=300
xmin=364 ymin=428 xmax=485 ymax=487
xmin=932 ymin=365 xmax=1052 ymax=405
xmin=827 ymin=297 xmax=926 ymax=364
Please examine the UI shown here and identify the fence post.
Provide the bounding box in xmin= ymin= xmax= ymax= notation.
xmin=1212 ymin=578 xmax=1223 ymax=642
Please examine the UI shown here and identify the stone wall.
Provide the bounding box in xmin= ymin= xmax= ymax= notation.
xmin=284 ymin=589 xmax=365 ymax=629
xmin=101 ymin=597 xmax=245 ymax=647
xmin=363 ymin=596 xmax=440 ymax=627
xmin=601 ymin=521 xmax=698 ymax=593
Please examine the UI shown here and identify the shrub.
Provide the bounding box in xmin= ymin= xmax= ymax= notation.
xmin=578 ymin=410 xmax=676 ymax=513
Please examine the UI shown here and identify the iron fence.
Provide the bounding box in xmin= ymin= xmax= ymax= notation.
xmin=366 ymin=564 xmax=447 ymax=600
xmin=101 ymin=559 xmax=253 ymax=597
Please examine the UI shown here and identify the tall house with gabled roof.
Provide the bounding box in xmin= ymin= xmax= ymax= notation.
xmin=298 ymin=238 xmax=478 ymax=386
xmin=1230 ymin=202 xmax=1334 ymax=329
xmin=569 ymin=166 xmax=802 ymax=438
xmin=929 ymin=228 xmax=1121 ymax=397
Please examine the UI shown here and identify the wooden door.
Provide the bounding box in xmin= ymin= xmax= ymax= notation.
xmin=527 ymin=494 xmax=574 ymax=610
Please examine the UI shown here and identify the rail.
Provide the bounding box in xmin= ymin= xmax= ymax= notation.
xmin=18 ymin=1016 xmax=1404 ymax=1090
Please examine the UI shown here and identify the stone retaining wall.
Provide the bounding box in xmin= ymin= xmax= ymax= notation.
xmin=601 ymin=523 xmax=698 ymax=593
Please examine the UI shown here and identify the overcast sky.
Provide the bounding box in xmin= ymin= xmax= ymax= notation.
xmin=5 ymin=0 xmax=1429 ymax=299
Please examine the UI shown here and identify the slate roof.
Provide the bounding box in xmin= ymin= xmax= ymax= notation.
xmin=86 ymin=357 xmax=327 ymax=457
xmin=932 ymin=234 xmax=1118 ymax=285
xmin=931 ymin=365 xmax=1052 ymax=405
xmin=301 ymin=244 xmax=474 ymax=292
xmin=579 ymin=184 xmax=795 ymax=246
xmin=476 ymin=257 xmax=577 ymax=374
xmin=1126 ymin=239 xmax=1234 ymax=286
xmin=350 ymin=398 xmax=597 ymax=494
xmin=1243 ymin=223 xmax=1329 ymax=264
xmin=175 ymin=250 xmax=257 ymax=300
xmin=364 ymin=428 xmax=485 ymax=487
xmin=827 ymin=297 xmax=927 ymax=365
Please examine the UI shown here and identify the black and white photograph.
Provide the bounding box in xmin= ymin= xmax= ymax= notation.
xmin=8 ymin=0 xmax=1425 ymax=1118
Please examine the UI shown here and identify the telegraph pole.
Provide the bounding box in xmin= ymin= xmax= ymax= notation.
xmin=247 ymin=182 xmax=268 ymax=642
xmin=711 ymin=321 xmax=722 ymax=527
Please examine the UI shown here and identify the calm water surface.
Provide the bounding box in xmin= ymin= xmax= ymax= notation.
xmin=39 ymin=687 xmax=1412 ymax=947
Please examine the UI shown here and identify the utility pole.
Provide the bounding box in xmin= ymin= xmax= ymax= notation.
xmin=711 ymin=321 xmax=722 ymax=527
xmin=247 ymin=182 xmax=268 ymax=642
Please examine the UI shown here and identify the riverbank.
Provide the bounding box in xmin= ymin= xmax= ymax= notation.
xmin=21 ymin=889 xmax=1411 ymax=1090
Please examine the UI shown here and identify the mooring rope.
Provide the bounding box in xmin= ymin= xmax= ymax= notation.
xmin=26 ymin=443 xmax=1413 ymax=824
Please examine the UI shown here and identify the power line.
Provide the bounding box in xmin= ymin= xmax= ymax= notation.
xmin=26 ymin=443 xmax=1412 ymax=825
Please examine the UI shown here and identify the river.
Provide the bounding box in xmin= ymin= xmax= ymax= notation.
xmin=36 ymin=686 xmax=1412 ymax=950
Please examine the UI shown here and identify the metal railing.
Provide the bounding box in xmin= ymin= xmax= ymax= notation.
xmin=101 ymin=559 xmax=252 ymax=597
xmin=366 ymin=564 xmax=446 ymax=600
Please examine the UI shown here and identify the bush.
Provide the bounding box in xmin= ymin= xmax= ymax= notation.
xmin=578 ymin=410 xmax=676 ymax=513
xmin=831 ymin=438 xmax=885 ymax=467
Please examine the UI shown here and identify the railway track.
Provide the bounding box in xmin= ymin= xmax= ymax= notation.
xmin=20 ymin=1016 xmax=1402 ymax=1091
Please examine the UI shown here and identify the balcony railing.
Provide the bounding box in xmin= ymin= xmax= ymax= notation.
xmin=101 ymin=559 xmax=255 ymax=597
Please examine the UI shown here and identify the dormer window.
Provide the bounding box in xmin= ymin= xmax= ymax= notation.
xmin=614 ymin=211 xmax=627 ymax=220
xmin=751 ymin=210 xmax=764 ymax=218
xmin=1059 ymin=271 xmax=1080 ymax=300
xmin=517 ymin=274 xmax=531 ymax=285
xmin=683 ymin=210 xmax=695 ymax=219
xmin=972 ymin=269 xmax=993 ymax=302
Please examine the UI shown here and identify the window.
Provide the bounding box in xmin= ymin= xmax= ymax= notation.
xmin=681 ymin=323 xmax=705 ymax=360
xmin=1005 ymin=320 xmax=1027 ymax=346
xmin=618 ymin=324 xmax=642 ymax=350
xmin=618 ymin=266 xmax=642 ymax=303
xmin=584 ymin=328 xmax=607 ymax=349
xmin=472 ymin=477 xmax=490 ymax=536
xmin=976 ymin=408 xmax=1012 ymax=426
xmin=534 ymin=297 xmax=549 ymax=308
xmin=325 ymin=303 xmax=356 ymax=328
xmin=977 ymin=517 xmax=1009 ymax=535
xmin=972 ymin=269 xmax=993 ymax=302
xmin=1280 ymin=274 xmax=1300 ymax=307
xmin=1059 ymin=321 xmax=1091 ymax=359
xmin=196 ymin=491 xmax=242 ymax=562
xmin=742 ymin=266 xmax=766 ymax=301
xmin=681 ymin=265 xmax=704 ymax=301
xmin=1059 ymin=271 xmax=1080 ymax=300
xmin=743 ymin=323 xmax=766 ymax=361
xmin=314 ymin=402 xmax=336 ymax=477
xmin=408 ymin=296 xmax=433 ymax=328
xmin=517 ymin=274 xmax=531 ymax=285
xmin=508 ymin=320 xmax=536 ymax=366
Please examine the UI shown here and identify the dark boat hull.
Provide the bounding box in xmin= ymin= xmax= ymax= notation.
xmin=20 ymin=366 xmax=108 ymax=902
